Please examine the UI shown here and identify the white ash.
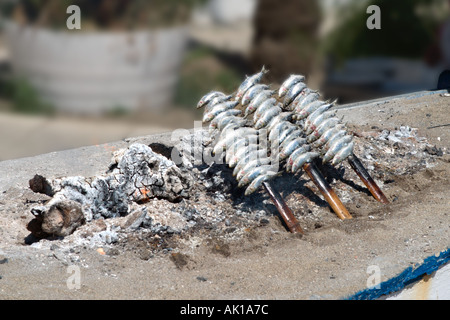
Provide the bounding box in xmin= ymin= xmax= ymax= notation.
xmin=20 ymin=119 xmax=447 ymax=252
xmin=31 ymin=175 xmax=130 ymax=222
xmin=351 ymin=125 xmax=441 ymax=179
xmin=29 ymin=143 xmax=193 ymax=237
xmin=110 ymin=143 xmax=192 ymax=203
xmin=89 ymin=228 xmax=120 ymax=246
xmin=377 ymin=126 xmax=427 ymax=145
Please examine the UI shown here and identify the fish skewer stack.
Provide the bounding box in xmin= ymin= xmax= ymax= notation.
xmin=232 ymin=67 xmax=387 ymax=205
xmin=196 ymin=65 xmax=389 ymax=227
xmin=278 ymin=75 xmax=354 ymax=168
xmin=243 ymin=73 xmax=351 ymax=220
xmin=197 ymin=67 xmax=303 ymax=233
xmin=277 ymin=74 xmax=388 ymax=204
xmin=200 ymin=66 xmax=284 ymax=197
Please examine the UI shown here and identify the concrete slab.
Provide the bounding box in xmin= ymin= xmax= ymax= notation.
xmin=0 ymin=90 xmax=448 ymax=300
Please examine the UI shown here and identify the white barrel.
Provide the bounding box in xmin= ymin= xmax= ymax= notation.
xmin=4 ymin=21 xmax=188 ymax=115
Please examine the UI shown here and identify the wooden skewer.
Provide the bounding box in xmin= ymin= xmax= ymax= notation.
xmin=263 ymin=181 xmax=304 ymax=234
xmin=303 ymin=161 xmax=352 ymax=220
xmin=347 ymin=154 xmax=389 ymax=204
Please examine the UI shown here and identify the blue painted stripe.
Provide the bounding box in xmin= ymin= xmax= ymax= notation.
xmin=346 ymin=247 xmax=450 ymax=300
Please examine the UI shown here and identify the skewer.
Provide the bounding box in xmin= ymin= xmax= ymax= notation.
xmin=198 ymin=68 xmax=391 ymax=233
xmin=303 ymin=162 xmax=352 ymax=220
xmin=263 ymin=181 xmax=304 ymax=234
xmin=347 ymin=154 xmax=389 ymax=204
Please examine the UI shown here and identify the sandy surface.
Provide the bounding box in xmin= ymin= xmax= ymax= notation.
xmin=0 ymin=90 xmax=449 ymax=301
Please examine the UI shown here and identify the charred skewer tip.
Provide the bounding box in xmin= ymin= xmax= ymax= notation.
xmin=262 ymin=181 xmax=304 ymax=234
xmin=347 ymin=154 xmax=389 ymax=204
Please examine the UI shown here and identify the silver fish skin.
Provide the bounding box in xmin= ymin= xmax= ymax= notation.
xmin=278 ymin=133 xmax=305 ymax=152
xmin=216 ymin=114 xmax=246 ymax=132
xmin=279 ymin=137 xmax=307 ymax=160
xmin=288 ymin=88 xmax=316 ymax=111
xmin=233 ymin=148 xmax=265 ymax=175
xmin=213 ymin=127 xmax=256 ymax=155
xmin=204 ymin=94 xmax=233 ymax=113
xmin=291 ymin=152 xmax=320 ymax=173
xmin=268 ymin=121 xmax=293 ymax=142
xmin=254 ymin=98 xmax=278 ymax=120
xmin=226 ymin=138 xmax=250 ymax=165
xmin=283 ymin=82 xmax=307 ymax=108
xmin=197 ymin=91 xmax=225 ymax=109
xmin=220 ymin=121 xmax=247 ymax=136
xmin=245 ymin=172 xmax=278 ymax=196
xmin=286 ymin=145 xmax=312 ymax=172
xmin=245 ymin=89 xmax=275 ymax=116
xmin=321 ymin=130 xmax=347 ymax=153
xmin=322 ymin=135 xmax=353 ymax=163
xmin=288 ymin=90 xmax=307 ymax=111
xmin=235 ymin=66 xmax=269 ymax=101
xmin=296 ymin=98 xmax=336 ymax=118
xmin=226 ymin=135 xmax=259 ymax=166
xmin=254 ymin=105 xmax=282 ymax=129
xmin=233 ymin=149 xmax=269 ymax=176
xmin=303 ymin=103 xmax=333 ymax=128
xmin=238 ymin=164 xmax=278 ymax=187
xmin=231 ymin=143 xmax=260 ymax=165
xmin=310 ymin=124 xmax=346 ymax=148
xmin=294 ymin=100 xmax=328 ymax=120
xmin=277 ymin=125 xmax=298 ymax=146
xmin=306 ymin=117 xmax=340 ymax=143
xmin=295 ymin=91 xmax=320 ymax=112
xmin=218 ymin=125 xmax=256 ymax=142
xmin=236 ymin=157 xmax=272 ymax=181
xmin=305 ymin=111 xmax=335 ymax=135
xmin=267 ymin=112 xmax=294 ymax=132
xmin=225 ymin=133 xmax=258 ymax=152
xmin=209 ymin=109 xmax=243 ymax=133
xmin=242 ymin=84 xmax=270 ymax=106
xmin=202 ymin=101 xmax=239 ymax=123
xmin=331 ymin=141 xmax=354 ymax=166
xmin=278 ymin=74 xmax=306 ymax=98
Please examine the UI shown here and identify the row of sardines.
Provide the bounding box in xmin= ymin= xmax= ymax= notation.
xmin=196 ymin=66 xmax=354 ymax=195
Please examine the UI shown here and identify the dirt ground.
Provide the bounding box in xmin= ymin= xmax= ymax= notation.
xmin=0 ymin=90 xmax=449 ymax=301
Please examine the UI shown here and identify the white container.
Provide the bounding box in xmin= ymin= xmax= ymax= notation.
xmin=209 ymin=0 xmax=257 ymax=25
xmin=4 ymin=21 xmax=188 ymax=115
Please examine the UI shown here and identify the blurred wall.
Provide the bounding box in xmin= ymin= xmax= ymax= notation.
xmin=250 ymin=0 xmax=321 ymax=84
xmin=0 ymin=0 xmax=449 ymax=160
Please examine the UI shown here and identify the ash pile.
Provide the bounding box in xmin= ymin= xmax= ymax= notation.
xmin=23 ymin=66 xmax=447 ymax=255
xmin=24 ymin=121 xmax=444 ymax=254
xmin=25 ymin=138 xmax=276 ymax=252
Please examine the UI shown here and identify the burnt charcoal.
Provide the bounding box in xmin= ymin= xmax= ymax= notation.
xmin=28 ymin=143 xmax=193 ymax=237
xmin=148 ymin=143 xmax=174 ymax=160
xmin=424 ymin=145 xmax=443 ymax=156
xmin=29 ymin=174 xmax=53 ymax=196
xmin=29 ymin=200 xmax=85 ymax=237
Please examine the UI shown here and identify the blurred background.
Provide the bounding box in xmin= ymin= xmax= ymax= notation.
xmin=0 ymin=0 xmax=449 ymax=160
